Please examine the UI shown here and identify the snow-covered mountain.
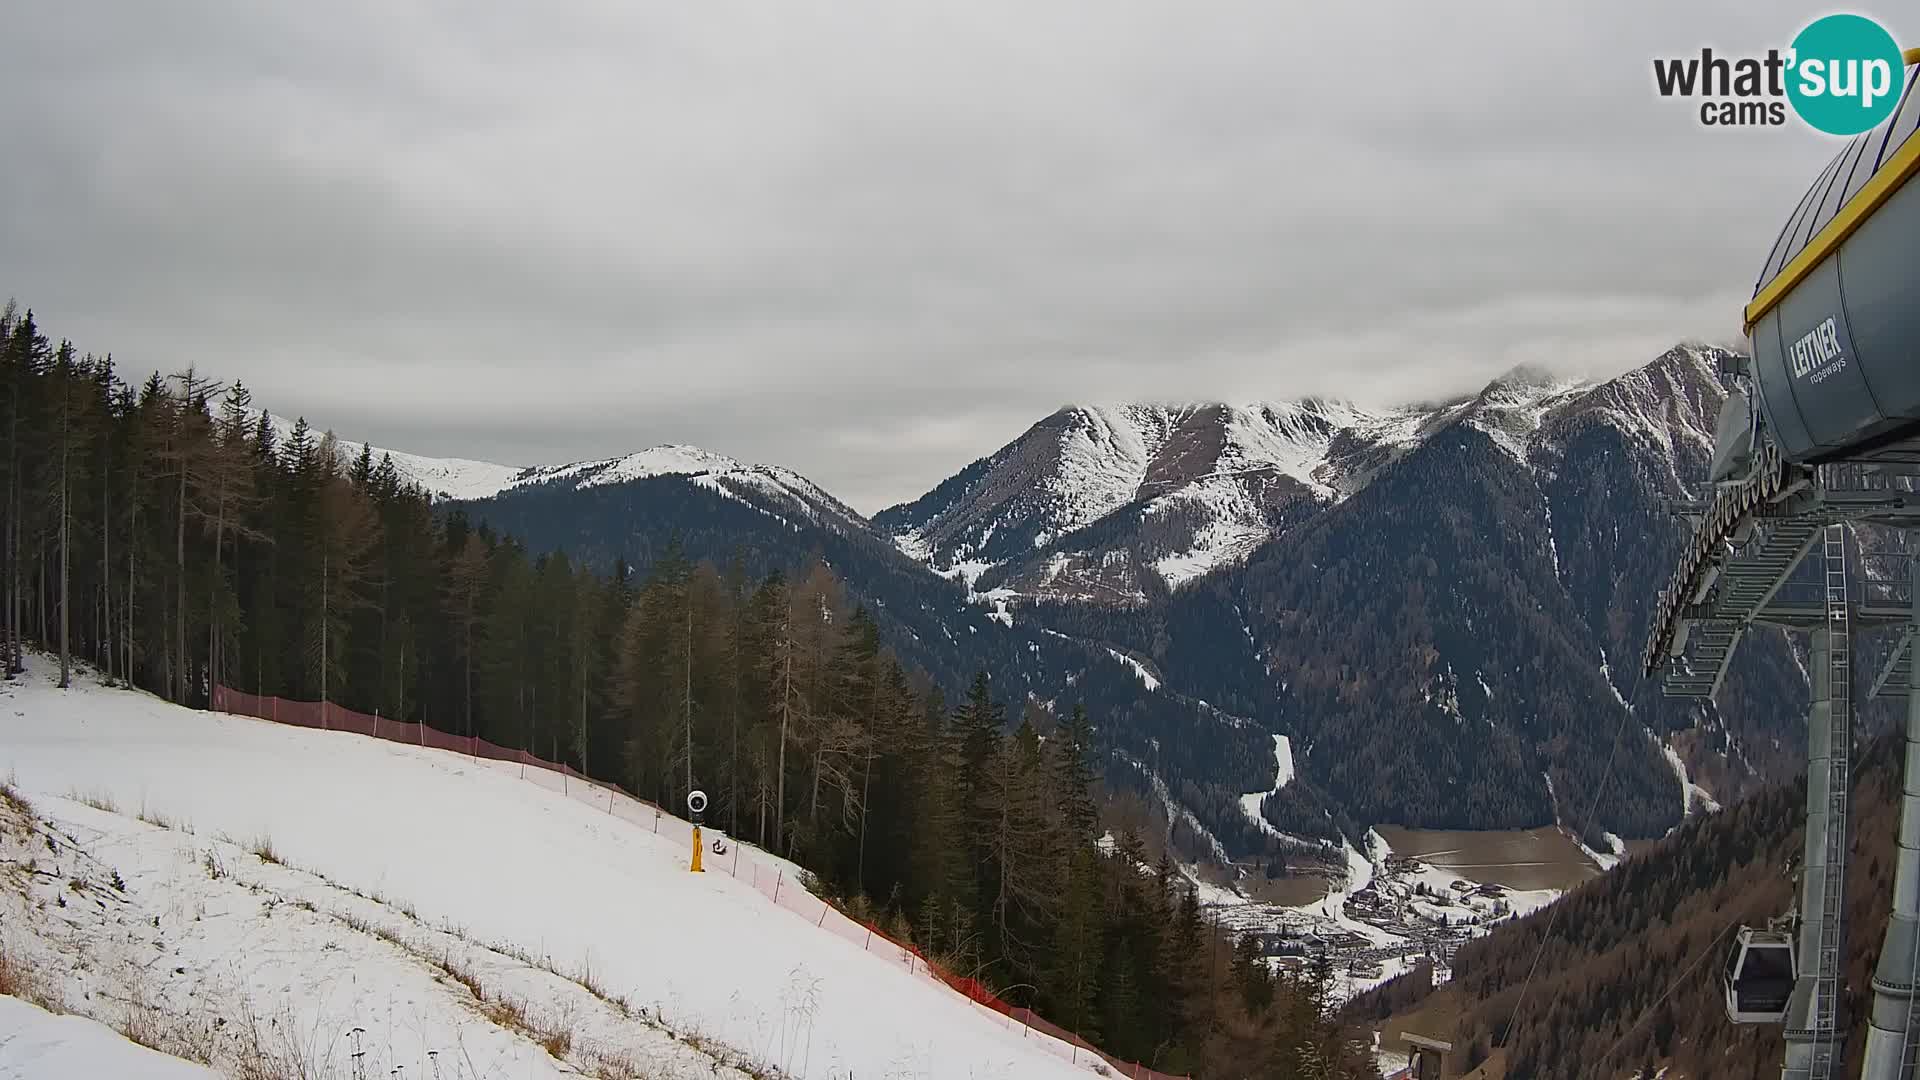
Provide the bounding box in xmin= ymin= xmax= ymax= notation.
xmin=874 ymin=364 xmax=1620 ymax=602
xmin=269 ymin=414 xmax=528 ymax=502
xmin=260 ymin=344 xmax=1790 ymax=855
xmin=270 ymin=414 xmax=865 ymax=534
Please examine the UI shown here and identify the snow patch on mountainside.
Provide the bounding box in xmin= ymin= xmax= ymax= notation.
xmin=1154 ymin=519 xmax=1271 ymax=587
xmin=1220 ymin=402 xmax=1350 ymax=498
xmin=1108 ymin=648 xmax=1162 ymax=691
xmin=1462 ymin=367 xmax=1594 ymax=462
xmin=1115 ymin=752 xmax=1231 ymax=867
xmin=1237 ymin=735 xmax=1295 ymax=839
xmin=1655 ymin=734 xmax=1719 ymax=818
xmin=1570 ymin=829 xmax=1626 ymax=872
xmin=1042 ymin=406 xmax=1178 ymax=546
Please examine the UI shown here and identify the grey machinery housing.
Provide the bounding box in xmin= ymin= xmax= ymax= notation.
xmin=1749 ymin=64 xmax=1920 ymax=465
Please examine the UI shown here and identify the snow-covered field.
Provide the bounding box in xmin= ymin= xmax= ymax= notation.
xmin=0 ymin=996 xmax=218 ymax=1079
xmin=0 ymin=657 xmax=1104 ymax=1080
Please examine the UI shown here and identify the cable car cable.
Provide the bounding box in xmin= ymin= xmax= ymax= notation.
xmin=1597 ymin=923 xmax=1736 ymax=1069
xmin=1498 ymin=699 xmax=1638 ymax=1048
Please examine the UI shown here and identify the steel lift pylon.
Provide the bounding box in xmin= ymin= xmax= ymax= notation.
xmin=1647 ymin=443 xmax=1920 ymax=1079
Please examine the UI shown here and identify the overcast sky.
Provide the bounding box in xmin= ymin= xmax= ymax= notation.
xmin=1 ymin=2 xmax=1895 ymax=511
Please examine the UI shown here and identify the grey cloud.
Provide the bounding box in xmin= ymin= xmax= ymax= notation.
xmin=1 ymin=1 xmax=1893 ymax=512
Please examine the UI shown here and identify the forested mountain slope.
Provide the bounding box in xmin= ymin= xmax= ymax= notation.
xmin=1352 ymin=734 xmax=1907 ymax=1080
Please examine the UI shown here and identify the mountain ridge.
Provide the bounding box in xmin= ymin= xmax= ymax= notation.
xmin=277 ymin=343 xmax=1791 ymax=868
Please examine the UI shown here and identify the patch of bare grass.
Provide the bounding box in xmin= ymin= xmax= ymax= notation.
xmin=68 ymin=788 xmax=118 ymax=815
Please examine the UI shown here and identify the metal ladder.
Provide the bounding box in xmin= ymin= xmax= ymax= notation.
xmin=1896 ymin=545 xmax=1920 ymax=1080
xmin=1811 ymin=523 xmax=1852 ymax=1080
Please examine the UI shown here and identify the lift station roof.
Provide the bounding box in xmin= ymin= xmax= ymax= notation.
xmin=1749 ymin=59 xmax=1920 ymax=465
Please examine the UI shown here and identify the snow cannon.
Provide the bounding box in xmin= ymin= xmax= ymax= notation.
xmin=1745 ymin=50 xmax=1920 ymax=465
xmin=687 ymin=789 xmax=708 ymax=873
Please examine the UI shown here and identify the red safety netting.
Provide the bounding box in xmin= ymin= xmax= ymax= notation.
xmin=210 ymin=686 xmax=1191 ymax=1080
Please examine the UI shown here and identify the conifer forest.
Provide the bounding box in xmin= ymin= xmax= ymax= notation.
xmin=0 ymin=302 xmax=1376 ymax=1078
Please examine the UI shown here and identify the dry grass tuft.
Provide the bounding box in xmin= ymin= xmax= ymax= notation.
xmin=0 ymin=946 xmax=59 ymax=1011
xmin=68 ymin=788 xmax=118 ymax=815
xmin=0 ymin=775 xmax=31 ymax=818
xmin=539 ymin=1024 xmax=573 ymax=1059
xmin=136 ymin=801 xmax=183 ymax=831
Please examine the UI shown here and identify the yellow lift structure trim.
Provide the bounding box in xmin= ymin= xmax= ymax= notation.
xmin=1746 ymin=49 xmax=1920 ymax=333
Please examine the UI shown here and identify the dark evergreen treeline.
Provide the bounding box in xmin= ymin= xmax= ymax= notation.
xmin=0 ymin=304 xmax=1379 ymax=1078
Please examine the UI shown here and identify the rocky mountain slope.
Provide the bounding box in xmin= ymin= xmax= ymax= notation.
xmin=992 ymin=346 xmax=1810 ymax=843
xmin=872 ymin=369 xmax=1597 ymax=604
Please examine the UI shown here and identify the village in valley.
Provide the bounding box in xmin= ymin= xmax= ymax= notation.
xmin=1199 ymin=834 xmax=1580 ymax=1001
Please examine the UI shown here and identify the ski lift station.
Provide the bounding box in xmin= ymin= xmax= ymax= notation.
xmin=1646 ymin=48 xmax=1920 ymax=1080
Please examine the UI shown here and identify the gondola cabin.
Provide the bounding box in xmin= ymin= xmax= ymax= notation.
xmin=1724 ymin=927 xmax=1796 ymax=1024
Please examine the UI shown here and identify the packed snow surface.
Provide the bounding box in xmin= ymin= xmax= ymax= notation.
xmin=0 ymin=997 xmax=218 ymax=1079
xmin=0 ymin=660 xmax=1100 ymax=1080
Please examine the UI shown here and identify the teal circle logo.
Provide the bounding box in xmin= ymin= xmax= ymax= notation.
xmin=1787 ymin=14 xmax=1905 ymax=135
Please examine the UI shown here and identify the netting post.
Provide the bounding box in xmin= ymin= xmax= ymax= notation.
xmin=774 ymin=871 xmax=782 ymax=902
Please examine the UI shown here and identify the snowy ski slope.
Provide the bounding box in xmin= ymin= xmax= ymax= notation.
xmin=0 ymin=659 xmax=1101 ymax=1080
xmin=0 ymin=997 xmax=218 ymax=1079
